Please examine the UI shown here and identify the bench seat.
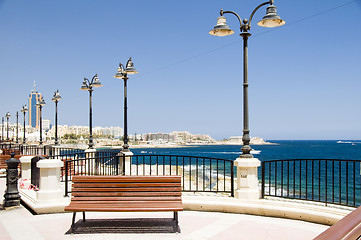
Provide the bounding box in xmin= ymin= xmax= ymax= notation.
xmin=65 ymin=175 xmax=183 ymax=233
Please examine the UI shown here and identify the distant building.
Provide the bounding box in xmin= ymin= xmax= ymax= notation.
xmin=42 ymin=119 xmax=51 ymax=131
xmin=28 ymin=82 xmax=42 ymax=129
xmin=143 ymin=131 xmax=214 ymax=143
xmin=46 ymin=125 xmax=123 ymax=139
xmin=143 ymin=132 xmax=175 ymax=142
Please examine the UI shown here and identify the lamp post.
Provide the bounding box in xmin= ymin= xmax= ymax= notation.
xmin=21 ymin=105 xmax=28 ymax=144
xmin=52 ymin=90 xmax=62 ymax=145
xmin=6 ymin=112 xmax=10 ymax=141
xmin=81 ymin=74 xmax=102 ymax=149
xmin=36 ymin=97 xmax=46 ymax=145
xmin=113 ymin=57 xmax=138 ymax=152
xmin=16 ymin=112 xmax=19 ymax=143
xmin=1 ymin=117 xmax=4 ymax=142
xmin=209 ymin=0 xmax=285 ymax=158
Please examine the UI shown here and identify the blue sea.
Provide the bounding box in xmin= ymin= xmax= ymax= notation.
xmin=131 ymin=140 xmax=361 ymax=161
xmin=130 ymin=140 xmax=361 ymax=206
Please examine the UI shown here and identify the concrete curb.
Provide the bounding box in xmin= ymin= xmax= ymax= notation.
xmin=182 ymin=196 xmax=352 ymax=226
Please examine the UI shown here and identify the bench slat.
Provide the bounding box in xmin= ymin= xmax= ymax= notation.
xmin=72 ymin=182 xmax=181 ymax=188
xmin=71 ymin=175 xmax=181 ymax=183
xmin=71 ymin=196 xmax=182 ymax=201
xmin=67 ymin=200 xmax=182 ymax=205
xmin=72 ymin=187 xmax=182 ymax=192
xmin=65 ymin=207 xmax=183 ymax=212
xmin=71 ymin=191 xmax=182 ymax=197
xmin=65 ymin=202 xmax=183 ymax=212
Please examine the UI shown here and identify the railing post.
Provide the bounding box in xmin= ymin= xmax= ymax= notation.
xmin=85 ymin=148 xmax=97 ymax=174
xmin=121 ymin=151 xmax=133 ymax=175
xmin=116 ymin=155 xmax=119 ymax=175
xmin=234 ymin=157 xmax=261 ymax=200
xmin=123 ymin=155 xmax=126 ymax=175
xmin=36 ymin=158 xmax=63 ymax=201
xmin=261 ymin=161 xmax=265 ymax=198
xmin=19 ymin=155 xmax=35 ymax=189
xmin=231 ymin=161 xmax=235 ymax=197
xmin=65 ymin=161 xmax=69 ymax=197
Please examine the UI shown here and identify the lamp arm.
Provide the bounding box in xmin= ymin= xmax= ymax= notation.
xmin=90 ymin=74 xmax=98 ymax=84
xmin=84 ymin=77 xmax=91 ymax=86
xmin=119 ymin=63 xmax=125 ymax=72
xmin=221 ymin=10 xmax=243 ymax=30
xmin=248 ymin=0 xmax=272 ymax=30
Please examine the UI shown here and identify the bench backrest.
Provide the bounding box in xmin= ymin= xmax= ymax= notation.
xmin=0 ymin=155 xmax=21 ymax=169
xmin=71 ymin=175 xmax=182 ymax=202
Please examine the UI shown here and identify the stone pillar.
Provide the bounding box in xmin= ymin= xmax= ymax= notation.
xmin=19 ymin=155 xmax=36 ymax=189
xmin=85 ymin=148 xmax=97 ymax=174
xmin=121 ymin=150 xmax=133 ymax=175
xmin=3 ymin=153 xmax=21 ymax=207
xmin=36 ymin=158 xmax=64 ymax=202
xmin=52 ymin=146 xmax=61 ymax=157
xmin=234 ymin=157 xmax=261 ymax=200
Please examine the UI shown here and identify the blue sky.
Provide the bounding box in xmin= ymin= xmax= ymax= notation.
xmin=0 ymin=0 xmax=360 ymax=140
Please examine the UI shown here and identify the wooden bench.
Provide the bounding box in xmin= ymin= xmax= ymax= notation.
xmin=314 ymin=205 xmax=361 ymax=240
xmin=0 ymin=155 xmax=21 ymax=169
xmin=64 ymin=175 xmax=183 ymax=233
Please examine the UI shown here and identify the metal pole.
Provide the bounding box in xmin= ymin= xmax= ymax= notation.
xmin=39 ymin=105 xmax=43 ymax=145
xmin=123 ymin=75 xmax=129 ymax=151
xmin=2 ymin=117 xmax=4 ymax=142
xmin=6 ymin=116 xmax=9 ymax=141
xmin=16 ymin=112 xmax=19 ymax=143
xmin=54 ymin=101 xmax=59 ymax=145
xmin=88 ymin=89 xmax=93 ymax=148
xmin=23 ymin=111 xmax=26 ymax=144
xmin=240 ymin=32 xmax=253 ymax=158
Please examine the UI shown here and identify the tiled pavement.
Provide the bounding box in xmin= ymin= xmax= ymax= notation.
xmin=0 ymin=176 xmax=328 ymax=240
xmin=0 ymin=205 xmax=328 ymax=240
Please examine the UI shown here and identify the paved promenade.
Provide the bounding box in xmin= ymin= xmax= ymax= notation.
xmin=0 ymin=176 xmax=329 ymax=240
xmin=0 ymin=205 xmax=328 ymax=240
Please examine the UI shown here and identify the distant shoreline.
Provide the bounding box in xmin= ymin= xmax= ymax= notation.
xmin=128 ymin=138 xmax=278 ymax=149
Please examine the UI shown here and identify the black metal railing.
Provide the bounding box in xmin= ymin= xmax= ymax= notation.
xmin=63 ymin=154 xmax=234 ymax=197
xmin=95 ymin=148 xmax=122 ymax=158
xmin=261 ymin=159 xmax=361 ymax=207
xmin=0 ymin=143 xmax=84 ymax=157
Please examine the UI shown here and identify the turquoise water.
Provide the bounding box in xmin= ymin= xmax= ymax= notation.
xmin=130 ymin=140 xmax=361 ymax=206
xmin=131 ymin=140 xmax=361 ymax=161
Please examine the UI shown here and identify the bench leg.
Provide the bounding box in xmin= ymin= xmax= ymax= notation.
xmin=71 ymin=212 xmax=76 ymax=233
xmin=83 ymin=212 xmax=86 ymax=222
xmin=173 ymin=211 xmax=178 ymax=224
xmin=173 ymin=211 xmax=180 ymax=233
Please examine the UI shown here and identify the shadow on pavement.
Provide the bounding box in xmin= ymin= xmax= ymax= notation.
xmin=65 ymin=218 xmax=180 ymax=234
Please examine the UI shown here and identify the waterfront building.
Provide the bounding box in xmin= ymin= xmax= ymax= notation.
xmin=46 ymin=125 xmax=123 ymax=139
xmin=28 ymin=82 xmax=42 ymax=129
xmin=144 ymin=131 xmax=214 ymax=143
xmin=42 ymin=119 xmax=51 ymax=131
xmin=170 ymin=131 xmax=192 ymax=142
xmin=144 ymin=132 xmax=175 ymax=142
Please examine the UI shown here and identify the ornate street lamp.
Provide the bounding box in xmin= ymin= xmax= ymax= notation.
xmin=209 ymin=0 xmax=285 ymax=158
xmin=52 ymin=90 xmax=62 ymax=145
xmin=5 ymin=112 xmax=10 ymax=141
xmin=21 ymin=105 xmax=28 ymax=144
xmin=80 ymin=74 xmax=102 ymax=149
xmin=114 ymin=57 xmax=138 ymax=152
xmin=36 ymin=97 xmax=46 ymax=145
